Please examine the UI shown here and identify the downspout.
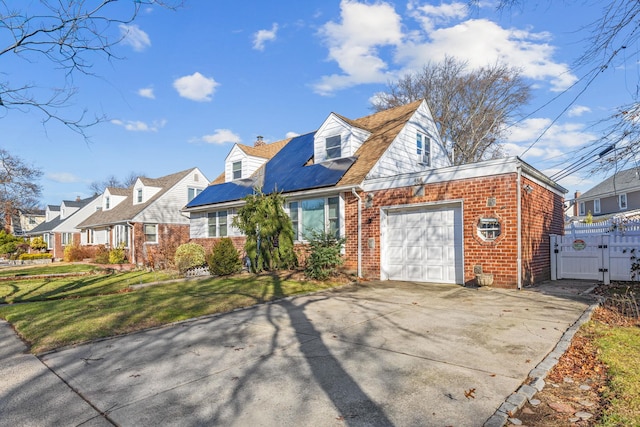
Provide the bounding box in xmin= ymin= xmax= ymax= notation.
xmin=127 ymin=222 xmax=135 ymax=265
xmin=516 ymin=164 xmax=523 ymax=290
xmin=351 ymin=188 xmax=363 ymax=279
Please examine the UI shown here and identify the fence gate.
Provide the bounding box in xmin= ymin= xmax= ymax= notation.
xmin=551 ymin=234 xmax=640 ymax=284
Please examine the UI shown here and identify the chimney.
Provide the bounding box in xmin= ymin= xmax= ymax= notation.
xmin=254 ymin=135 xmax=265 ymax=147
xmin=573 ymin=191 xmax=581 ymax=217
xmin=76 ymin=196 xmax=81 ymax=202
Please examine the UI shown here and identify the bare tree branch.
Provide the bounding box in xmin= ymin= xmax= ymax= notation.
xmin=0 ymin=0 xmax=182 ymax=138
xmin=371 ymin=57 xmax=531 ymax=165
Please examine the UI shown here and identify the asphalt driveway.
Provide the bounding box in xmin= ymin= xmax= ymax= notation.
xmin=12 ymin=280 xmax=594 ymax=426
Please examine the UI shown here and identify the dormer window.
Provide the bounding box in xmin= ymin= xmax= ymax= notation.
xmin=326 ymin=135 xmax=341 ymax=159
xmin=417 ymin=133 xmax=431 ymax=166
xmin=232 ymin=161 xmax=242 ymax=180
xmin=137 ymin=189 xmax=143 ymax=203
xmin=105 ymin=197 xmax=110 ymax=210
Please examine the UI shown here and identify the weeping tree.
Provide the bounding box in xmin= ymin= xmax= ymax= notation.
xmin=371 ymin=56 xmax=531 ymax=165
xmin=232 ymin=189 xmax=297 ymax=273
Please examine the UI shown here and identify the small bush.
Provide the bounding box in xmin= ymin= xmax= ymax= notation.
xmin=208 ymin=238 xmax=241 ymax=276
xmin=174 ymin=242 xmax=206 ymax=273
xmin=29 ymin=236 xmax=47 ymax=251
xmin=108 ymin=244 xmax=127 ymax=264
xmin=18 ymin=253 xmax=53 ymax=260
xmin=94 ymin=245 xmax=110 ymax=264
xmin=304 ymin=230 xmax=346 ymax=281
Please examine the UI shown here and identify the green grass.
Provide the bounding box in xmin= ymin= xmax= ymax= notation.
xmin=0 ymin=263 xmax=98 ymax=278
xmin=0 ymin=270 xmax=175 ymax=303
xmin=0 ymin=273 xmax=340 ymax=354
xmin=591 ymin=323 xmax=640 ymax=426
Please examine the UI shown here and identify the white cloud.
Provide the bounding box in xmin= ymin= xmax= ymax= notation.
xmin=314 ymin=0 xmax=403 ymax=95
xmin=111 ymin=119 xmax=166 ymax=132
xmin=47 ymin=172 xmax=81 ymax=183
xmin=285 ymin=131 xmax=300 ymax=139
xmin=137 ymin=87 xmax=155 ymax=99
xmin=253 ymin=23 xmax=279 ymax=51
xmin=199 ymin=129 xmax=241 ymax=144
xmin=568 ymin=105 xmax=592 ymax=117
xmin=173 ymin=72 xmax=219 ymax=102
xmin=119 ymin=24 xmax=151 ymax=52
xmin=314 ymin=0 xmax=577 ymax=94
xmin=503 ymin=118 xmax=598 ymax=164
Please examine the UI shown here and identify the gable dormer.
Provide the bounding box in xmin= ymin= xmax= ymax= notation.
xmin=314 ymin=113 xmax=371 ymax=163
xmin=133 ymin=178 xmax=161 ymax=205
xmin=59 ymin=201 xmax=79 ymax=220
xmin=102 ymin=188 xmax=128 ymax=211
xmin=45 ymin=205 xmax=60 ymax=222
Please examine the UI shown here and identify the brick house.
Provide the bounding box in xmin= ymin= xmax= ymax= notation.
xmin=26 ymin=196 xmax=100 ymax=260
xmin=185 ymin=100 xmax=566 ymax=288
xmin=77 ymin=168 xmax=208 ymax=267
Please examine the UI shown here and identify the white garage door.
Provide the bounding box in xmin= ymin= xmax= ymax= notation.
xmin=384 ymin=204 xmax=463 ymax=284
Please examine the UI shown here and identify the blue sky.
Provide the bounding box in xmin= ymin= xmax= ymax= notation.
xmin=1 ymin=0 xmax=631 ymax=206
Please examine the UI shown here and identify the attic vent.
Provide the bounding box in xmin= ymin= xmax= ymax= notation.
xmin=486 ymin=197 xmax=496 ymax=207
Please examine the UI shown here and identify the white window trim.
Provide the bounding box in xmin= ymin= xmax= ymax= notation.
xmin=593 ymin=199 xmax=601 ymax=214
xmin=144 ymin=224 xmax=158 ymax=244
xmin=232 ymin=161 xmax=242 ymax=180
xmin=417 ymin=132 xmax=431 ymax=166
xmin=114 ymin=224 xmax=129 ymax=248
xmin=208 ymin=211 xmax=229 ymax=237
xmin=579 ymin=202 xmax=586 ymax=216
xmin=288 ymin=196 xmax=342 ymax=242
xmin=325 ymin=135 xmax=341 ymax=160
xmin=619 ymin=194 xmax=628 ymax=210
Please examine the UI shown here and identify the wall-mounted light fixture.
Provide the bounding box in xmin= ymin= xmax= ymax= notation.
xmin=365 ymin=193 xmax=374 ymax=208
xmin=523 ymin=184 xmax=533 ymax=194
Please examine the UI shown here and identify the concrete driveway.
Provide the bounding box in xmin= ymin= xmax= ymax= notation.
xmin=32 ymin=281 xmax=593 ymax=426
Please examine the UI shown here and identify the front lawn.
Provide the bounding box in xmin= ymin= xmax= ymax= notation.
xmin=594 ymin=322 xmax=640 ymax=426
xmin=0 ymin=263 xmax=98 ymax=278
xmin=0 ymin=269 xmax=175 ymax=303
xmin=0 ymin=272 xmax=341 ymax=354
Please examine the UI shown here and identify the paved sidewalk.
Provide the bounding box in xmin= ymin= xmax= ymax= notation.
xmin=0 ymin=321 xmax=111 ymax=427
xmin=2 ymin=280 xmax=596 ymax=427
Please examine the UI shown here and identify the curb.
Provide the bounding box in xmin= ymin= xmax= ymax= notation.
xmin=484 ymin=299 xmax=601 ymax=427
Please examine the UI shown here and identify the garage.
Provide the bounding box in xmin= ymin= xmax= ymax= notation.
xmin=382 ymin=203 xmax=463 ymax=284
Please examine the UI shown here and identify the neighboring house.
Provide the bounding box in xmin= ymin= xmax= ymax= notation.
xmin=26 ymin=197 xmax=99 ymax=259
xmin=577 ymin=168 xmax=640 ymax=219
xmin=77 ymin=168 xmax=208 ymax=267
xmin=7 ymin=208 xmax=45 ymax=236
xmin=185 ymin=100 xmax=566 ymax=288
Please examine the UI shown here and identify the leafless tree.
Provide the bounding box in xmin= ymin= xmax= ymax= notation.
xmin=89 ymin=171 xmax=144 ymax=194
xmin=0 ymin=149 xmax=43 ymax=230
xmin=471 ymin=0 xmax=640 ymax=173
xmin=372 ymin=57 xmax=531 ymax=165
xmin=0 ymin=0 xmax=182 ymax=137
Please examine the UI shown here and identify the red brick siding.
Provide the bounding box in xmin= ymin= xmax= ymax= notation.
xmin=133 ymin=223 xmax=190 ymax=267
xmin=344 ymin=173 xmax=563 ymax=288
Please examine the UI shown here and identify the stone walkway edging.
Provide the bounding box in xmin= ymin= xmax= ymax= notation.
xmin=484 ymin=298 xmax=602 ymax=427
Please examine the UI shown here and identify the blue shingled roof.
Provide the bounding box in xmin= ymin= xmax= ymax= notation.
xmin=186 ymin=132 xmax=355 ymax=208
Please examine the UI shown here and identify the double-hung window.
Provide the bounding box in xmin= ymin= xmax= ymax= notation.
xmin=232 ymin=161 xmax=242 ymax=180
xmin=188 ymin=187 xmax=202 ymax=202
xmin=105 ymin=197 xmax=110 ymax=210
xmin=619 ymin=194 xmax=628 ymax=210
xmin=326 ymin=136 xmax=341 ymax=159
xmin=290 ymin=197 xmax=340 ymax=240
xmin=208 ymin=211 xmax=228 ymax=237
xmin=594 ymin=199 xmax=601 ymax=214
xmin=144 ymin=224 xmax=157 ymax=243
xmin=61 ymin=233 xmax=73 ymax=246
xmin=579 ymin=202 xmax=586 ymax=216
xmin=137 ymin=189 xmax=143 ymax=203
xmin=416 ymin=132 xmax=431 ymax=166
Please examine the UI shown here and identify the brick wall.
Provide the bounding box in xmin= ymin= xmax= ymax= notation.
xmin=344 ymin=173 xmax=564 ymax=288
xmin=133 ymin=223 xmax=190 ymax=268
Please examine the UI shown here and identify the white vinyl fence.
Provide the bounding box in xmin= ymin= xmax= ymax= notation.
xmin=551 ymin=234 xmax=640 ymax=284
